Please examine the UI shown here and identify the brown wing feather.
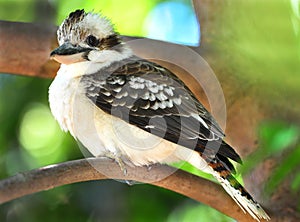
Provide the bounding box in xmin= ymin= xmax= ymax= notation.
xmin=82 ymin=56 xmax=241 ymax=166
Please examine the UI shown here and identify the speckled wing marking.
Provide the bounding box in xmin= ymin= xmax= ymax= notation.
xmin=82 ymin=57 xmax=241 ymax=166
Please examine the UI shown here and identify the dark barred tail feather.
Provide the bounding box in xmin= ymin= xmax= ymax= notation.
xmin=205 ymin=155 xmax=270 ymax=221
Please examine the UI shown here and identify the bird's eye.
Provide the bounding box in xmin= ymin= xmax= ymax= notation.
xmin=86 ymin=35 xmax=99 ymax=47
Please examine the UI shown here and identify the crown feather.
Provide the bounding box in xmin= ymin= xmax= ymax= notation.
xmin=57 ymin=9 xmax=115 ymax=46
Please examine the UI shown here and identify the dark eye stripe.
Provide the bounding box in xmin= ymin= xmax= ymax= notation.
xmin=99 ymin=34 xmax=121 ymax=50
xmin=86 ymin=35 xmax=99 ymax=47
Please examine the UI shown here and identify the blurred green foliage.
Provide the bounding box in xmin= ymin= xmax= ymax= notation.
xmin=167 ymin=201 xmax=233 ymax=222
xmin=56 ymin=0 xmax=158 ymax=36
xmin=0 ymin=0 xmax=36 ymax=22
xmin=214 ymin=0 xmax=300 ymax=117
xmin=241 ymin=122 xmax=300 ymax=196
xmin=0 ymin=0 xmax=300 ymax=221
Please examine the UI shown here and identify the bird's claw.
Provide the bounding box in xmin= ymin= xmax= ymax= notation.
xmin=104 ymin=151 xmax=127 ymax=176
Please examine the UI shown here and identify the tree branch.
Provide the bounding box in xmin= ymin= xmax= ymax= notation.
xmin=0 ymin=157 xmax=260 ymax=222
xmin=0 ymin=20 xmax=58 ymax=78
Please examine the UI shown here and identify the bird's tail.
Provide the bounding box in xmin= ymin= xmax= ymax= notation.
xmin=205 ymin=156 xmax=270 ymax=221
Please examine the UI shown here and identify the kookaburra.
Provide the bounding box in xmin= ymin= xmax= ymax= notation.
xmin=49 ymin=9 xmax=270 ymax=221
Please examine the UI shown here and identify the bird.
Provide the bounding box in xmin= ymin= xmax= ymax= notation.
xmin=49 ymin=9 xmax=270 ymax=221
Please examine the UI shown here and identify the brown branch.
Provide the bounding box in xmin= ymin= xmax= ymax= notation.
xmin=0 ymin=20 xmax=58 ymax=78
xmin=0 ymin=157 xmax=261 ymax=222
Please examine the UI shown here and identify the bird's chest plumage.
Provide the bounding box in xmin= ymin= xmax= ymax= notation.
xmin=48 ymin=69 xmax=79 ymax=136
xmin=48 ymin=67 xmax=112 ymax=156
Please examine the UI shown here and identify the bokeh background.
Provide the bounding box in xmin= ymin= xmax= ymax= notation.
xmin=0 ymin=0 xmax=300 ymax=221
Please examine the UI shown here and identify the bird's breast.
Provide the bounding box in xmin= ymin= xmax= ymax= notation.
xmin=49 ymin=71 xmax=78 ymax=136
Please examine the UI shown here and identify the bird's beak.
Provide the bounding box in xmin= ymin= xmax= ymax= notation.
xmin=50 ymin=42 xmax=91 ymax=65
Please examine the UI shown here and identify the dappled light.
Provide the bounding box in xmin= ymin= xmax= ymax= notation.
xmin=19 ymin=103 xmax=65 ymax=165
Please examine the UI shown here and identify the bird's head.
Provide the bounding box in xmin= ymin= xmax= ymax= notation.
xmin=50 ymin=9 xmax=127 ymax=65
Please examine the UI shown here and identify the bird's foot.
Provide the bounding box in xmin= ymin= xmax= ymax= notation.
xmin=104 ymin=151 xmax=127 ymax=176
